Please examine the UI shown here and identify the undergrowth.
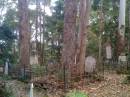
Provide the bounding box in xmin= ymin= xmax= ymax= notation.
xmin=0 ymin=84 xmax=15 ymax=97
xmin=66 ymin=90 xmax=88 ymax=97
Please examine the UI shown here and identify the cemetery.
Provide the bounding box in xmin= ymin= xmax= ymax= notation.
xmin=0 ymin=0 xmax=130 ymax=97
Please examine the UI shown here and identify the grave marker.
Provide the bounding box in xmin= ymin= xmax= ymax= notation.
xmin=85 ymin=56 xmax=96 ymax=73
xmin=106 ymin=44 xmax=112 ymax=59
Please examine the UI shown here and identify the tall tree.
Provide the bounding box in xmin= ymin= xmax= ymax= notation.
xmin=18 ymin=0 xmax=30 ymax=69
xmin=117 ymin=0 xmax=126 ymax=56
xmin=62 ymin=0 xmax=78 ymax=77
xmin=77 ymin=0 xmax=91 ymax=76
xmin=34 ymin=0 xmax=51 ymax=65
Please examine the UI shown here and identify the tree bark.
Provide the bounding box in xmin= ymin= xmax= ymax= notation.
xmin=76 ymin=0 xmax=91 ymax=76
xmin=62 ymin=0 xmax=78 ymax=78
xmin=18 ymin=0 xmax=30 ymax=69
xmin=35 ymin=0 xmax=40 ymax=64
xmin=117 ymin=0 xmax=126 ymax=56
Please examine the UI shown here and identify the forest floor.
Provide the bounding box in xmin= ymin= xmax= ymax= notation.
xmin=81 ymin=72 xmax=130 ymax=97
xmin=5 ymin=71 xmax=130 ymax=97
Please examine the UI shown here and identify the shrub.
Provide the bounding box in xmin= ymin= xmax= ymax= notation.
xmin=31 ymin=65 xmax=46 ymax=76
xmin=0 ymin=59 xmax=4 ymax=65
xmin=0 ymin=84 xmax=15 ymax=97
xmin=0 ymin=75 xmax=12 ymax=80
xmin=66 ymin=90 xmax=88 ymax=97
xmin=122 ymin=75 xmax=130 ymax=84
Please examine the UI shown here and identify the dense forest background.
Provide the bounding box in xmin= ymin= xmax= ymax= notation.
xmin=0 ymin=0 xmax=130 ymax=76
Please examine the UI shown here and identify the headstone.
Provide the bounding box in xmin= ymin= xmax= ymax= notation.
xmin=29 ymin=83 xmax=34 ymax=97
xmin=30 ymin=55 xmax=38 ymax=65
xmin=0 ymin=67 xmax=3 ymax=73
xmin=119 ymin=55 xmax=126 ymax=62
xmin=106 ymin=44 xmax=112 ymax=59
xmin=4 ymin=59 xmax=9 ymax=75
xmin=85 ymin=56 xmax=96 ymax=73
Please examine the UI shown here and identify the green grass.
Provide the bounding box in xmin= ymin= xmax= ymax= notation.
xmin=66 ymin=90 xmax=88 ymax=97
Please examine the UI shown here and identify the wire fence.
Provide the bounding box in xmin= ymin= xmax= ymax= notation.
xmin=0 ymin=59 xmax=130 ymax=92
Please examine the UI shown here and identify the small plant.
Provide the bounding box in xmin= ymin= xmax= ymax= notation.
xmin=122 ymin=75 xmax=130 ymax=84
xmin=66 ymin=90 xmax=88 ymax=97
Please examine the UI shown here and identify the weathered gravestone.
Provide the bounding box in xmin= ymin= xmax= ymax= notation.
xmin=106 ymin=44 xmax=112 ymax=59
xmin=4 ymin=59 xmax=9 ymax=75
xmin=29 ymin=83 xmax=34 ymax=97
xmin=0 ymin=66 xmax=3 ymax=75
xmin=118 ymin=55 xmax=127 ymax=62
xmin=85 ymin=56 xmax=96 ymax=73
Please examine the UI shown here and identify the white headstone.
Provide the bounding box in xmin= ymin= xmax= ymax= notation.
xmin=4 ymin=61 xmax=8 ymax=75
xmin=119 ymin=55 xmax=126 ymax=62
xmin=106 ymin=45 xmax=112 ymax=59
xmin=85 ymin=56 xmax=96 ymax=73
xmin=29 ymin=83 xmax=34 ymax=97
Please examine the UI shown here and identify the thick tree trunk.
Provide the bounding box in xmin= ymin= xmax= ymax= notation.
xmin=76 ymin=0 xmax=91 ymax=76
xmin=18 ymin=0 xmax=30 ymax=70
xmin=117 ymin=0 xmax=126 ymax=56
xmin=62 ymin=0 xmax=78 ymax=78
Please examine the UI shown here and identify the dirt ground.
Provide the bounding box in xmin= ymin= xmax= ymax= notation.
xmin=6 ymin=72 xmax=130 ymax=97
xmin=81 ymin=72 xmax=130 ymax=97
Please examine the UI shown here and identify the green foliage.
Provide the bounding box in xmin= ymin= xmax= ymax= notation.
xmin=90 ymin=0 xmax=119 ymax=58
xmin=45 ymin=0 xmax=64 ymax=63
xmin=31 ymin=64 xmax=46 ymax=76
xmin=116 ymin=64 xmax=129 ymax=74
xmin=66 ymin=90 xmax=88 ymax=97
xmin=0 ymin=84 xmax=15 ymax=97
xmin=122 ymin=75 xmax=130 ymax=84
xmin=87 ymin=31 xmax=99 ymax=56
xmin=0 ymin=24 xmax=16 ymax=64
xmin=0 ymin=59 xmax=4 ymax=65
xmin=0 ymin=75 xmax=12 ymax=80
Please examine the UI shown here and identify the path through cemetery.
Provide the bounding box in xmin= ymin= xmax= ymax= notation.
xmin=6 ymin=72 xmax=130 ymax=97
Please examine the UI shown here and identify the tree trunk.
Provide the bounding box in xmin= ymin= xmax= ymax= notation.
xmin=40 ymin=5 xmax=46 ymax=66
xmin=62 ymin=0 xmax=78 ymax=78
xmin=35 ymin=0 xmax=41 ymax=64
xmin=117 ymin=0 xmax=126 ymax=56
xmin=76 ymin=0 xmax=91 ymax=76
xmin=128 ymin=7 xmax=130 ymax=65
xmin=98 ymin=3 xmax=104 ymax=71
xmin=18 ymin=0 xmax=30 ymax=73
